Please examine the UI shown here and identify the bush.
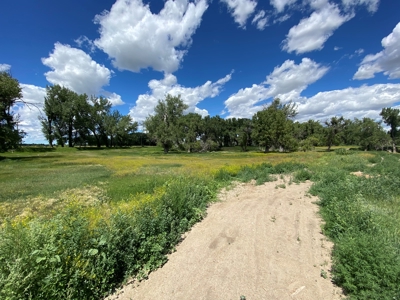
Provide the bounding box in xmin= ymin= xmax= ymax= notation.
xmin=0 ymin=176 xmax=217 ymax=299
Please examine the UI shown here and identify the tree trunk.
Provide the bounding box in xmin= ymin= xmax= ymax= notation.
xmin=393 ymin=142 xmax=397 ymax=153
xmin=68 ymin=123 xmax=73 ymax=147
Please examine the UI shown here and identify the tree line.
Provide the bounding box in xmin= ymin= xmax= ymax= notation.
xmin=144 ymin=95 xmax=400 ymax=154
xmin=1 ymin=71 xmax=400 ymax=153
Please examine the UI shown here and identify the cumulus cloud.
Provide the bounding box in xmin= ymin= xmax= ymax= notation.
xmin=15 ymin=84 xmax=47 ymax=144
xmin=296 ymin=83 xmax=400 ymax=122
xmin=341 ymin=0 xmax=380 ymax=13
xmin=94 ymin=0 xmax=208 ymax=73
xmin=224 ymin=58 xmax=329 ymax=118
xmin=0 ymin=64 xmax=11 ymax=72
xmin=354 ymin=22 xmax=400 ymax=80
xmin=252 ymin=10 xmax=269 ymax=30
xmin=221 ymin=0 xmax=257 ymax=28
xmin=270 ymin=0 xmax=296 ymax=13
xmin=42 ymin=43 xmax=124 ymax=105
xmin=42 ymin=43 xmax=112 ymax=95
xmin=282 ymin=2 xmax=353 ymax=54
xmin=129 ymin=72 xmax=233 ymax=122
xmin=101 ymin=91 xmax=125 ymax=106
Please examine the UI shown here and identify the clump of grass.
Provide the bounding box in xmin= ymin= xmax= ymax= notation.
xmin=309 ymin=153 xmax=400 ymax=299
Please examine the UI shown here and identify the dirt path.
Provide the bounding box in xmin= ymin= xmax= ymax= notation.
xmin=109 ymin=178 xmax=342 ymax=300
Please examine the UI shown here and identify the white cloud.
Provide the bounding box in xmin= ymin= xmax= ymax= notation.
xmin=42 ymin=43 xmax=112 ymax=95
xmin=334 ymin=46 xmax=342 ymax=51
xmin=341 ymin=0 xmax=380 ymax=13
xmin=42 ymin=43 xmax=124 ymax=106
xmin=355 ymin=48 xmax=364 ymax=55
xmin=282 ymin=3 xmax=353 ymax=54
xmin=354 ymin=22 xmax=400 ymax=80
xmin=15 ymin=84 xmax=47 ymax=144
xmin=273 ymin=14 xmax=291 ymax=23
xmin=94 ymin=0 xmax=208 ymax=73
xmin=129 ymin=72 xmax=233 ymax=122
xmin=224 ymin=58 xmax=329 ymax=118
xmin=75 ymin=35 xmax=96 ymax=53
xmin=296 ymin=83 xmax=400 ymax=122
xmin=0 ymin=64 xmax=11 ymax=72
xmin=270 ymin=0 xmax=296 ymax=12
xmin=101 ymin=91 xmax=125 ymax=106
xmin=252 ymin=10 xmax=269 ymax=30
xmin=221 ymin=0 xmax=257 ymax=28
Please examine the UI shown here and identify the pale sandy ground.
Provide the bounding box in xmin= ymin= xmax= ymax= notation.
xmin=108 ymin=177 xmax=343 ymax=300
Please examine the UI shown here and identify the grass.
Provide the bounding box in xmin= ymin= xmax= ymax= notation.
xmin=1 ymin=146 xmax=400 ymax=299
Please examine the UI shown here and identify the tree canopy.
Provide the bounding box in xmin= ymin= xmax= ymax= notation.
xmin=0 ymin=72 xmax=25 ymax=152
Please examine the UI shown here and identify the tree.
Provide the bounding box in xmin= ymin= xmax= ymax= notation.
xmin=252 ymin=99 xmax=298 ymax=152
xmin=237 ymin=118 xmax=252 ymax=151
xmin=324 ymin=116 xmax=346 ymax=151
xmin=380 ymin=107 xmax=400 ymax=153
xmin=104 ymin=110 xmax=138 ymax=147
xmin=41 ymin=85 xmax=82 ymax=147
xmin=0 ymin=72 xmax=25 ymax=151
xmin=358 ymin=118 xmax=390 ymax=151
xmin=181 ymin=113 xmax=203 ymax=152
xmin=144 ymin=94 xmax=188 ymax=153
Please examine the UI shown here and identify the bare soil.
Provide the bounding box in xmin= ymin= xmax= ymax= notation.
xmin=109 ymin=178 xmax=343 ymax=300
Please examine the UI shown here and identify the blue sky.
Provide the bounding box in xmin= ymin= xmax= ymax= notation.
xmin=1 ymin=0 xmax=400 ymax=143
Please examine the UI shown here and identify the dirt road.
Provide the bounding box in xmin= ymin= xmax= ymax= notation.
xmin=109 ymin=178 xmax=342 ymax=300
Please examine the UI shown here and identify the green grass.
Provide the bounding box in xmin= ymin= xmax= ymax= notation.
xmin=1 ymin=146 xmax=400 ymax=299
xmin=0 ymin=160 xmax=110 ymax=203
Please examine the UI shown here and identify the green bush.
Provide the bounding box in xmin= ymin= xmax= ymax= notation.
xmin=0 ymin=176 xmax=217 ymax=299
xmin=310 ymin=159 xmax=400 ymax=299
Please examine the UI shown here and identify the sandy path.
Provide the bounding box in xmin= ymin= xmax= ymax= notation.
xmin=109 ymin=178 xmax=342 ymax=300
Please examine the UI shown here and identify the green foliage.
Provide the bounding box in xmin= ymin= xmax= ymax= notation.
xmin=144 ymin=94 xmax=189 ymax=153
xmin=0 ymin=72 xmax=25 ymax=152
xmin=324 ymin=116 xmax=347 ymax=151
xmin=293 ymin=168 xmax=312 ymax=182
xmin=0 ymin=176 xmax=217 ymax=299
xmin=380 ymin=107 xmax=400 ymax=152
xmin=252 ymin=99 xmax=298 ymax=152
xmin=309 ymin=153 xmax=400 ymax=299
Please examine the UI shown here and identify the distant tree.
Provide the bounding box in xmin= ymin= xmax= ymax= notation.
xmin=181 ymin=112 xmax=203 ymax=152
xmin=380 ymin=107 xmax=400 ymax=153
xmin=0 ymin=71 xmax=25 ymax=151
xmin=358 ymin=118 xmax=390 ymax=151
xmin=104 ymin=110 xmax=138 ymax=147
xmin=324 ymin=116 xmax=346 ymax=151
xmin=41 ymin=85 xmax=83 ymax=147
xmin=144 ymin=94 xmax=188 ymax=153
xmin=237 ymin=118 xmax=252 ymax=151
xmin=252 ymin=99 xmax=298 ymax=152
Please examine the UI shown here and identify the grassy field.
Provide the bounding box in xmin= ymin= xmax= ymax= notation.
xmin=0 ymin=146 xmax=399 ymax=299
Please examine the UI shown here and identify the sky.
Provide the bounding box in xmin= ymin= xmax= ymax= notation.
xmin=1 ymin=0 xmax=400 ymax=144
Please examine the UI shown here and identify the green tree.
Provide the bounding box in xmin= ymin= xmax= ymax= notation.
xmin=324 ymin=116 xmax=346 ymax=151
xmin=380 ymin=107 xmax=400 ymax=153
xmin=0 ymin=72 xmax=25 ymax=151
xmin=104 ymin=110 xmax=138 ymax=147
xmin=41 ymin=85 xmax=83 ymax=147
xmin=252 ymin=99 xmax=298 ymax=152
xmin=237 ymin=118 xmax=252 ymax=151
xmin=358 ymin=118 xmax=390 ymax=151
xmin=181 ymin=113 xmax=203 ymax=152
xmin=144 ymin=94 xmax=188 ymax=153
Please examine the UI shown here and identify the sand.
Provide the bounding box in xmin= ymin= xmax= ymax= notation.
xmin=108 ymin=178 xmax=343 ymax=300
